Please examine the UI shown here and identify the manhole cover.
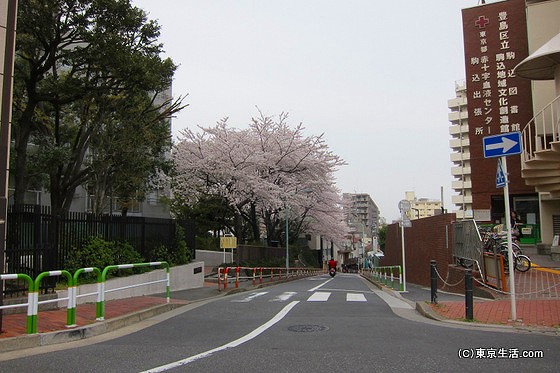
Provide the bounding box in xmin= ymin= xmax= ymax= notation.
xmin=287 ymin=324 xmax=329 ymax=333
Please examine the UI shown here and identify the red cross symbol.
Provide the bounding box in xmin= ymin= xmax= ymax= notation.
xmin=475 ymin=15 xmax=490 ymax=28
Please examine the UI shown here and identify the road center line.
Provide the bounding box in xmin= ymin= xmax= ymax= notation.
xmin=141 ymin=301 xmax=300 ymax=372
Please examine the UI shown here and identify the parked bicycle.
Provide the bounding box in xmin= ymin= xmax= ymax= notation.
xmin=481 ymin=229 xmax=531 ymax=272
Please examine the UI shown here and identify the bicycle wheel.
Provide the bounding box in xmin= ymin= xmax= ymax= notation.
xmin=514 ymin=255 xmax=531 ymax=272
xmin=500 ymin=242 xmax=522 ymax=254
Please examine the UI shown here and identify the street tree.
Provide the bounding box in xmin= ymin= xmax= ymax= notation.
xmin=86 ymin=91 xmax=185 ymax=215
xmin=172 ymin=112 xmax=348 ymax=246
xmin=12 ymin=0 xmax=185 ymax=215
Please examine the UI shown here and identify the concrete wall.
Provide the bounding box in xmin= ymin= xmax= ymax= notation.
xmin=196 ymin=249 xmax=233 ymax=268
xmin=57 ymin=261 xmax=205 ymax=307
xmin=539 ymin=196 xmax=560 ymax=245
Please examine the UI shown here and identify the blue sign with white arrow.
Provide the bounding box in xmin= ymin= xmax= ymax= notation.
xmin=483 ymin=132 xmax=522 ymax=158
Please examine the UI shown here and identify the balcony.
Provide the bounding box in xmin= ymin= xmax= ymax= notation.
xmin=450 ymin=138 xmax=470 ymax=149
xmin=452 ymin=194 xmax=473 ymax=205
xmin=451 ymin=166 xmax=471 ymax=176
xmin=450 ymin=152 xmax=471 ymax=163
xmin=448 ymin=111 xmax=468 ymax=124
xmin=449 ymin=124 xmax=469 ymax=136
xmin=452 ymin=180 xmax=472 ymax=190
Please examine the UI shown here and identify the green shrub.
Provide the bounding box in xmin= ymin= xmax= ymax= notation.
xmin=148 ymin=244 xmax=173 ymax=263
xmin=64 ymin=236 xmax=113 ymax=282
xmin=65 ymin=236 xmax=148 ymax=280
xmin=109 ymin=241 xmax=145 ymax=276
xmin=110 ymin=241 xmax=143 ymax=265
xmin=174 ymin=225 xmax=191 ymax=265
xmin=196 ymin=235 xmax=219 ymax=251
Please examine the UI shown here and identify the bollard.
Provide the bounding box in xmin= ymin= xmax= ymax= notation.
xmin=465 ymin=268 xmax=473 ymax=321
xmin=430 ymin=260 xmax=438 ymax=304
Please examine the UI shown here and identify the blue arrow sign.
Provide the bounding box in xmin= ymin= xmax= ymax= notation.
xmin=483 ymin=132 xmax=522 ymax=158
xmin=496 ymin=159 xmax=506 ymax=188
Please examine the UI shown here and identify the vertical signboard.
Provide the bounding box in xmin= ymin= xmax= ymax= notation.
xmin=462 ymin=0 xmax=535 ymax=211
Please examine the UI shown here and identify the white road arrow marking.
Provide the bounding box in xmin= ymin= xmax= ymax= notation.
xmin=270 ymin=292 xmax=297 ymax=302
xmin=231 ymin=292 xmax=268 ymax=302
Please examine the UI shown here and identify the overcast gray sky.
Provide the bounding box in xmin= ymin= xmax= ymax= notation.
xmin=132 ymin=0 xmax=481 ymax=221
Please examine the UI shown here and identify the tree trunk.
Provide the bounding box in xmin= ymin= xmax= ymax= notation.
xmin=12 ymin=103 xmax=35 ymax=204
xmin=249 ymin=202 xmax=260 ymax=241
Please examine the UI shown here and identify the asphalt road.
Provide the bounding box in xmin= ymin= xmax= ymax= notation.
xmin=0 ymin=274 xmax=558 ymax=372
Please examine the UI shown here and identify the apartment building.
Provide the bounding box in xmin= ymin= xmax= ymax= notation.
xmin=342 ymin=193 xmax=380 ymax=235
xmin=404 ymin=191 xmax=443 ymax=220
xmin=448 ymin=81 xmax=473 ymax=219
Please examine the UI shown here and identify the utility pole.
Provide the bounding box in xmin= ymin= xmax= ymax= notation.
xmin=0 ymin=0 xmax=19 ymax=331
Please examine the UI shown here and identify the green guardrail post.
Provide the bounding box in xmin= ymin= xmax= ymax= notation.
xmin=0 ymin=274 xmax=34 ymax=334
xmin=100 ymin=262 xmax=169 ymax=321
xmin=34 ymin=270 xmax=73 ymax=333
xmin=72 ymin=267 xmax=102 ymax=325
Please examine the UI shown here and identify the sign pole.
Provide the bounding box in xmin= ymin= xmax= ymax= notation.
xmin=501 ymin=156 xmax=517 ymax=321
xmin=400 ymin=222 xmax=407 ymax=292
xmin=483 ymin=132 xmax=521 ymax=322
xmin=398 ymin=199 xmax=410 ymax=293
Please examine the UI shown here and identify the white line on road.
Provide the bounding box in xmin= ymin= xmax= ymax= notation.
xmin=141 ymin=301 xmax=300 ymax=372
xmin=270 ymin=292 xmax=297 ymax=302
xmin=308 ymin=278 xmax=332 ymax=292
xmin=307 ymin=292 xmax=331 ymax=302
xmin=231 ymin=292 xmax=268 ymax=302
xmin=346 ymin=293 xmax=367 ymax=302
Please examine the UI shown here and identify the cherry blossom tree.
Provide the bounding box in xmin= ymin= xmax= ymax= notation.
xmin=172 ymin=112 xmax=349 ymax=246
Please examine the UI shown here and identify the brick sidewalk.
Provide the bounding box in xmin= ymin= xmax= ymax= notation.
xmin=430 ymin=299 xmax=560 ymax=329
xmin=0 ymin=296 xmax=187 ymax=339
xmin=428 ymin=263 xmax=560 ymax=330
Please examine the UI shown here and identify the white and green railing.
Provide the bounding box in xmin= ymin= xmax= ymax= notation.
xmin=0 ymin=273 xmax=34 ymax=333
xmin=0 ymin=261 xmax=169 ymax=334
xmin=99 ymin=262 xmax=170 ymax=321
xmin=367 ymin=265 xmax=404 ymax=292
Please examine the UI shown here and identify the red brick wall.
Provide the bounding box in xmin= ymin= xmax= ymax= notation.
xmin=382 ymin=214 xmax=456 ymax=287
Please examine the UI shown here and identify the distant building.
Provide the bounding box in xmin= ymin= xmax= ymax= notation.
xmin=342 ymin=193 xmax=380 ymax=235
xmin=340 ymin=193 xmax=380 ymax=266
xmin=404 ymin=191 xmax=442 ymax=220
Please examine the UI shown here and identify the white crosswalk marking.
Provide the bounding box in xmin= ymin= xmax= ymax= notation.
xmin=346 ymin=293 xmax=367 ymax=302
xmin=270 ymin=292 xmax=297 ymax=302
xmin=231 ymin=291 xmax=370 ymax=303
xmin=307 ymin=292 xmax=331 ymax=302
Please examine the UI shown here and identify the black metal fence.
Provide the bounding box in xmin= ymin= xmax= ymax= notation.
xmin=4 ymin=204 xmax=195 ymax=290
